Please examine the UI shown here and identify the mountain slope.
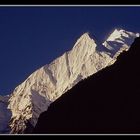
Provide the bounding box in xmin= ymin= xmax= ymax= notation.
xmin=34 ymin=37 xmax=140 ymax=134
xmin=0 ymin=95 xmax=11 ymax=133
xmin=0 ymin=29 xmax=139 ymax=134
xmin=8 ymin=32 xmax=112 ymax=133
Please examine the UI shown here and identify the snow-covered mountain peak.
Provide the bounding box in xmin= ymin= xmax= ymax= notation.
xmin=102 ymin=28 xmax=139 ymax=57
xmin=73 ymin=32 xmax=96 ymax=49
xmin=106 ymin=28 xmax=138 ymax=42
xmin=0 ymin=28 xmax=139 ymax=134
xmin=6 ymin=31 xmax=110 ymax=133
xmin=77 ymin=32 xmax=90 ymax=41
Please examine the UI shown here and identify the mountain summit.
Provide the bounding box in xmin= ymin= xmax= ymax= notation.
xmin=0 ymin=28 xmax=139 ymax=134
xmin=103 ymin=28 xmax=139 ymax=56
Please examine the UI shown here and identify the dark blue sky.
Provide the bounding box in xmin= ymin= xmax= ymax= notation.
xmin=0 ymin=6 xmax=140 ymax=95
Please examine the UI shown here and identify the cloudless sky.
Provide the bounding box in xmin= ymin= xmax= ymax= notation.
xmin=0 ymin=6 xmax=140 ymax=95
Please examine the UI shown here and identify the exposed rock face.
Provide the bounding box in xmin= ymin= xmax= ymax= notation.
xmin=0 ymin=29 xmax=139 ymax=134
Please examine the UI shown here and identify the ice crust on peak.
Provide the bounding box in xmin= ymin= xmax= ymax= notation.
xmin=103 ymin=29 xmax=139 ymax=56
xmin=0 ymin=28 xmax=139 ymax=134
xmin=106 ymin=29 xmax=139 ymax=42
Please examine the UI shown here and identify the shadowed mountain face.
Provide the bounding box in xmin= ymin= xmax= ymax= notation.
xmin=33 ymin=37 xmax=140 ymax=134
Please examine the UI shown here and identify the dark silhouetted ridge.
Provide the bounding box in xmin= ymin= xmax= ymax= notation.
xmin=33 ymin=37 xmax=140 ymax=134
